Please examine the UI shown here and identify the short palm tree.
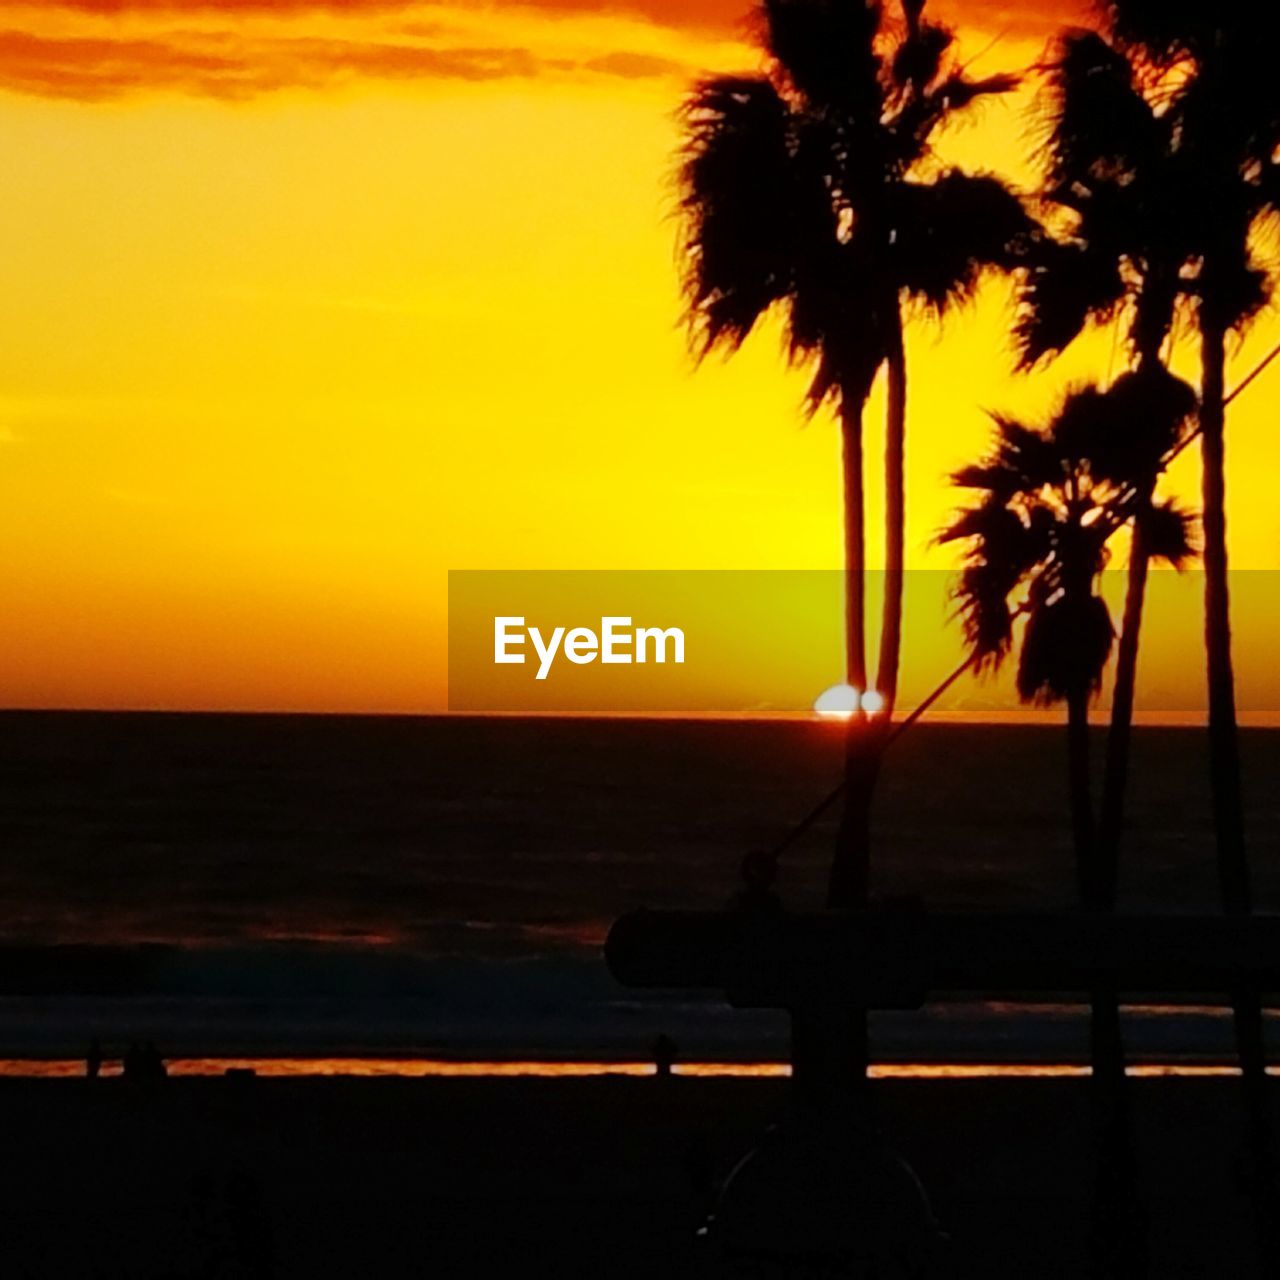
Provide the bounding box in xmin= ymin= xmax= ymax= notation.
xmin=1016 ymin=28 xmax=1195 ymax=886
xmin=678 ymin=0 xmax=1031 ymax=907
xmin=942 ymin=381 xmax=1195 ymax=1272
xmin=941 ymin=385 xmax=1195 ymax=899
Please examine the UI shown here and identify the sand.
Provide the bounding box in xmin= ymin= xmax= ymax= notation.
xmin=1 ymin=1073 xmax=1273 ymax=1277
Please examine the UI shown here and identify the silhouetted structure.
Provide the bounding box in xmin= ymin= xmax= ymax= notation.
xmin=652 ymin=1034 xmax=677 ymax=1079
xmin=122 ymin=1040 xmax=168 ymax=1085
xmin=609 ymin=905 xmax=1280 ymax=1271
xmin=85 ymin=1036 xmax=102 ymax=1080
xmin=143 ymin=1042 xmax=168 ymax=1081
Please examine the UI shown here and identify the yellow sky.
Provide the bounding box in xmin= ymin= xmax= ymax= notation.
xmin=0 ymin=1 xmax=1278 ymax=715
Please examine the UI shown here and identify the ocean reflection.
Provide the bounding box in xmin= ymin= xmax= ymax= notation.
xmin=0 ymin=1058 xmax=1257 ymax=1079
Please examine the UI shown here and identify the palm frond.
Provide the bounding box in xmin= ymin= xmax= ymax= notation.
xmin=677 ymin=76 xmax=808 ymax=357
xmin=893 ymin=170 xmax=1035 ymax=314
xmin=889 ymin=70 xmax=1017 ymax=170
xmin=787 ymin=234 xmax=886 ymax=410
xmin=1016 ymin=593 xmax=1114 ymax=705
xmin=1140 ymin=499 xmax=1198 ymax=567
xmin=938 ymin=497 xmax=1020 ymax=546
xmin=890 ymin=18 xmax=954 ymax=94
xmin=1052 ymin=383 xmax=1113 ymax=472
xmin=949 ymin=462 xmax=1014 ymax=495
xmin=1014 ymin=238 xmax=1126 ymax=366
xmin=952 ymin=562 xmax=1018 ymax=669
xmin=761 ymin=0 xmax=882 ymax=116
xmin=1099 ymin=365 xmax=1197 ymax=477
xmin=988 ymin=413 xmax=1065 ymax=490
xmin=939 ymin=485 xmax=1053 ymax=669
xmin=1198 ymin=253 xmax=1272 ymax=333
xmin=1044 ymin=29 xmax=1160 ymax=191
xmin=1106 ymin=0 xmax=1219 ymax=64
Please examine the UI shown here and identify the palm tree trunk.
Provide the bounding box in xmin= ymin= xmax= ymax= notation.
xmin=1097 ymin=492 xmax=1152 ymax=904
xmin=829 ymin=732 xmax=881 ymax=911
xmin=876 ymin=305 xmax=906 ymax=714
xmin=1201 ymin=317 xmax=1275 ymax=1249
xmin=830 ymin=392 xmax=872 ymax=911
xmin=1089 ymin=985 xmax=1146 ymax=1276
xmin=840 ymin=395 xmax=868 ymax=695
xmin=1199 ymin=320 xmax=1249 ymax=913
xmin=1094 ymin=497 xmax=1152 ymax=1275
xmin=791 ymin=392 xmax=873 ymax=1113
xmin=1066 ymin=685 xmax=1096 ymax=904
xmin=1069 ymin=683 xmax=1145 ymax=1273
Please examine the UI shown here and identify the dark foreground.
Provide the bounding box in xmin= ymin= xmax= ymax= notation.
xmin=3 ymin=1075 xmax=1273 ymax=1278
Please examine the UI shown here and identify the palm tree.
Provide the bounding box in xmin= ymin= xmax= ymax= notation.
xmin=941 ymin=386 xmax=1195 ymax=899
xmin=1100 ymin=0 xmax=1280 ymax=923
xmin=677 ymin=0 xmax=1030 ymax=909
xmin=1015 ymin=28 xmax=1194 ymax=896
xmin=941 ymin=382 xmax=1195 ymax=1273
xmin=1098 ymin=4 xmax=1280 ymax=1232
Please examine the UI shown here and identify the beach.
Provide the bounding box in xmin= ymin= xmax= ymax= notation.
xmin=1 ymin=1073 xmax=1271 ymax=1277
xmin=0 ymin=712 xmax=1277 ymax=1273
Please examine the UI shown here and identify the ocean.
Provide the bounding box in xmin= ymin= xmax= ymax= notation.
xmin=0 ymin=711 xmax=1274 ymax=1063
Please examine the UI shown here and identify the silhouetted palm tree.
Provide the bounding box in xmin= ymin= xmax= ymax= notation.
xmin=1015 ymin=27 xmax=1198 ymax=894
xmin=1097 ymin=6 xmax=1280 ymax=1237
xmin=941 ymin=382 xmax=1195 ymax=1273
xmin=678 ymin=0 xmax=1030 ymax=908
xmin=942 ymin=387 xmax=1195 ymax=896
xmin=1102 ymin=0 xmax=1280 ymax=923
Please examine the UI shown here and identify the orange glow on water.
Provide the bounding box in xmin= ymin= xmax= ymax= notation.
xmin=0 ymin=1059 xmax=1258 ymax=1080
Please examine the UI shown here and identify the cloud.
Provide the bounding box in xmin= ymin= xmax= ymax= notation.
xmin=0 ymin=2 xmax=1092 ymax=102
xmin=0 ymin=1 xmax=1088 ymax=38
xmin=0 ymin=26 xmax=700 ymax=100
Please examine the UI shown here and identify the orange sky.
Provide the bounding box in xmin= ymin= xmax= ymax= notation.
xmin=1 ymin=0 xmax=1279 ymax=717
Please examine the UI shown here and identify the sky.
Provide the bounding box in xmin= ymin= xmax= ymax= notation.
xmin=1 ymin=0 xmax=1279 ymax=717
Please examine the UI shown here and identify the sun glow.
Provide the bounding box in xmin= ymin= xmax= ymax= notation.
xmin=0 ymin=1 xmax=1277 ymax=715
xmin=861 ymin=689 xmax=886 ymax=717
xmin=814 ymin=682 xmax=859 ymax=719
xmin=813 ymin=683 xmax=888 ymax=719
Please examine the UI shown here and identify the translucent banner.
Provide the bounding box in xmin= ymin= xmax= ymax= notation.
xmin=447 ymin=569 xmax=1280 ymax=721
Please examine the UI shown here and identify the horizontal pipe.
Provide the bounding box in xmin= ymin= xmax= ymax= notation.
xmin=605 ymin=908 xmax=1280 ymax=1010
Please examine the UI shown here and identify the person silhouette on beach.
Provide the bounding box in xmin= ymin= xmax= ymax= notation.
xmin=122 ymin=1041 xmax=167 ymax=1084
xmin=86 ymin=1037 xmax=103 ymax=1080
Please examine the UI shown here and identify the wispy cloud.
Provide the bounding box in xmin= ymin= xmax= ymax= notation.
xmin=0 ymin=1 xmax=1088 ymax=102
xmin=0 ymin=25 xmax=702 ymax=100
xmin=0 ymin=1 xmax=1089 ymax=36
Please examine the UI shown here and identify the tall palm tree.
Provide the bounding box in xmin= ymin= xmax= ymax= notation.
xmin=941 ymin=383 xmax=1195 ymax=1273
xmin=1099 ymin=4 xmax=1280 ymax=1232
xmin=677 ymin=0 xmax=1030 ymax=908
xmin=1100 ymin=0 xmax=1280 ymax=923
